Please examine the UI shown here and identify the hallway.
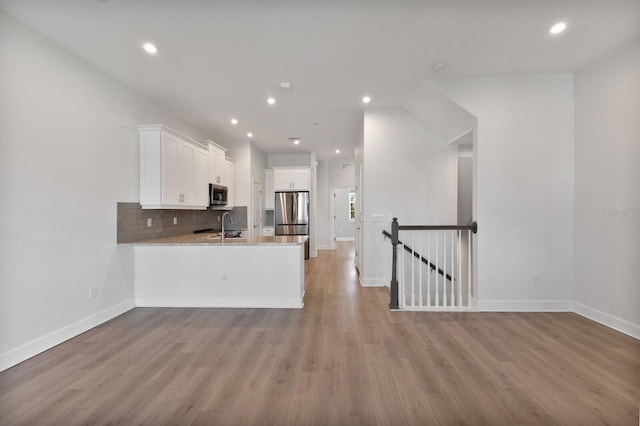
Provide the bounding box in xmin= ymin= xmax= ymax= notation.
xmin=1 ymin=242 xmax=639 ymax=425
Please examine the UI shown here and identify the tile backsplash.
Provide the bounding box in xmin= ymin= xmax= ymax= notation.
xmin=117 ymin=203 xmax=247 ymax=243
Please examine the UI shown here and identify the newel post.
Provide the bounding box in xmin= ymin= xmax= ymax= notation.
xmin=389 ymin=217 xmax=399 ymax=309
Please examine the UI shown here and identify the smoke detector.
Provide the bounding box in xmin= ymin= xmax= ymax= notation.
xmin=432 ymin=63 xmax=447 ymax=72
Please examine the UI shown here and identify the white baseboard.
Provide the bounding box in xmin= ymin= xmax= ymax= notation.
xmin=360 ymin=277 xmax=387 ymax=287
xmin=316 ymin=245 xmax=332 ymax=250
xmin=476 ymin=300 xmax=572 ymax=312
xmin=335 ymin=237 xmax=355 ymax=242
xmin=0 ymin=299 xmax=135 ymax=373
xmin=135 ymin=297 xmax=304 ymax=309
xmin=572 ymin=302 xmax=640 ymax=340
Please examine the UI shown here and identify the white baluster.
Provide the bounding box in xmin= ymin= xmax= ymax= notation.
xmin=450 ymin=230 xmax=455 ymax=308
xmin=419 ymin=231 xmax=423 ymax=308
xmin=427 ymin=231 xmax=431 ymax=308
xmin=443 ymin=230 xmax=447 ymax=307
xmin=411 ymin=232 xmax=415 ymax=307
xmin=467 ymin=229 xmax=472 ymax=308
xmin=457 ymin=230 xmax=462 ymax=309
xmin=400 ymin=232 xmax=405 ymax=308
xmin=435 ymin=231 xmax=439 ymax=308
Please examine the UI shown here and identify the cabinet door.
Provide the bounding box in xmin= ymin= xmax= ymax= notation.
xmin=208 ymin=145 xmax=225 ymax=185
xmin=195 ymin=147 xmax=210 ymax=207
xmin=215 ymin=150 xmax=225 ymax=185
xmin=291 ymin=169 xmax=310 ymax=190
xmin=273 ymin=169 xmax=292 ymax=191
xmin=178 ymin=141 xmax=196 ymax=204
xmin=225 ymin=160 xmax=235 ymax=207
xmin=161 ymin=133 xmax=181 ymax=205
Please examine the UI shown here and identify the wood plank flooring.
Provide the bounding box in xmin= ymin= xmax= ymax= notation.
xmin=1 ymin=242 xmax=639 ymax=425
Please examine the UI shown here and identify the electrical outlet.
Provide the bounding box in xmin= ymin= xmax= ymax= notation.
xmin=532 ymin=275 xmax=540 ymax=286
xmin=173 ymin=217 xmax=178 ymax=225
xmin=147 ymin=218 xmax=152 ymax=227
xmin=222 ymin=274 xmax=228 ymax=281
xmin=89 ymin=287 xmax=97 ymax=299
xmin=217 ymin=216 xmax=220 ymax=222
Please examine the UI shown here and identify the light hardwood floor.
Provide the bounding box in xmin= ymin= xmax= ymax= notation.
xmin=1 ymin=242 xmax=639 ymax=425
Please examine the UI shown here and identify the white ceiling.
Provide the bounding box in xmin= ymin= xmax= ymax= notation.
xmin=2 ymin=0 xmax=639 ymax=159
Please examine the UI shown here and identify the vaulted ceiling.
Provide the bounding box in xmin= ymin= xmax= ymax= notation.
xmin=2 ymin=0 xmax=639 ymax=159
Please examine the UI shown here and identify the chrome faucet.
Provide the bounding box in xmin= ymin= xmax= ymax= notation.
xmin=221 ymin=211 xmax=233 ymax=242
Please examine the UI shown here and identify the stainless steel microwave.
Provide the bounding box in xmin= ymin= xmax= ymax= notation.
xmin=209 ymin=184 xmax=228 ymax=206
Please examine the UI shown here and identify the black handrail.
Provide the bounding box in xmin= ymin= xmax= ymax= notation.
xmin=382 ymin=230 xmax=453 ymax=281
xmin=386 ymin=218 xmax=477 ymax=310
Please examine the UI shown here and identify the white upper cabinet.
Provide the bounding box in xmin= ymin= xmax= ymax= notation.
xmin=139 ymin=125 xmax=209 ymax=210
xmin=207 ymin=142 xmax=227 ymax=186
xmin=273 ymin=167 xmax=310 ymax=191
xmin=224 ymin=158 xmax=235 ymax=208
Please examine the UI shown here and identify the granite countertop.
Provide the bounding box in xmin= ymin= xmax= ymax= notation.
xmin=121 ymin=233 xmax=308 ymax=246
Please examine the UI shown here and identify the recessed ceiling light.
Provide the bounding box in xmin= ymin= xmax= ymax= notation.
xmin=267 ymin=97 xmax=276 ymax=105
xmin=550 ymin=22 xmax=567 ymax=34
xmin=142 ymin=42 xmax=157 ymax=54
xmin=362 ymin=96 xmax=371 ymax=104
xmin=335 ymin=149 xmax=340 ymax=154
xmin=230 ymin=118 xmax=238 ymax=125
xmin=247 ymin=132 xmax=253 ymax=138
xmin=293 ymin=139 xmax=300 ymax=145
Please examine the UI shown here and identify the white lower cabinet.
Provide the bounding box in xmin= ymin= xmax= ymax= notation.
xmin=139 ymin=125 xmax=209 ymax=209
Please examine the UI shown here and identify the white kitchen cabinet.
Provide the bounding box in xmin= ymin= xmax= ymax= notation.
xmin=139 ymin=125 xmax=209 ymax=210
xmin=273 ymin=167 xmax=310 ymax=191
xmin=195 ymin=147 xmax=210 ymax=207
xmin=264 ymin=168 xmax=274 ymax=209
xmin=207 ymin=142 xmax=227 ymax=186
xmin=224 ymin=158 xmax=235 ymax=207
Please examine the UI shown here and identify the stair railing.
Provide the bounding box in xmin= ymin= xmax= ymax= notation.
xmin=385 ymin=218 xmax=477 ymax=310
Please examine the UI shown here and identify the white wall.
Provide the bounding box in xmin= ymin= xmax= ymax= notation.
xmin=328 ymin=158 xmax=356 ymax=188
xmin=316 ymin=160 xmax=331 ymax=249
xmin=429 ymin=74 xmax=575 ymax=310
xmin=573 ymin=37 xmax=640 ymax=337
xmin=361 ymin=109 xmax=458 ymax=286
xmin=0 ymin=12 xmax=210 ymax=371
xmin=267 ymin=154 xmax=310 ymax=168
xmin=250 ymin=143 xmax=267 ymax=187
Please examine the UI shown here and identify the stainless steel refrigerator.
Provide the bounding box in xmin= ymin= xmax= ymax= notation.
xmin=275 ymin=191 xmax=310 ymax=259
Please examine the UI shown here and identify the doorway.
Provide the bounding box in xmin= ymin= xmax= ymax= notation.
xmin=330 ymin=186 xmax=356 ymax=249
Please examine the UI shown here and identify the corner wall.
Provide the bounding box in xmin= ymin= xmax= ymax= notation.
xmin=361 ymin=108 xmax=458 ymax=286
xmin=573 ymin=37 xmax=640 ymax=338
xmin=427 ymin=74 xmax=575 ymax=310
xmin=0 ymin=11 xmax=210 ymax=371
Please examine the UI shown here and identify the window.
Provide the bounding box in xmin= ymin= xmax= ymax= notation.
xmin=349 ymin=191 xmax=356 ymax=221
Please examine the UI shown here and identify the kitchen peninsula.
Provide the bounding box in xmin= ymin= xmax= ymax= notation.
xmin=126 ymin=234 xmax=306 ymax=309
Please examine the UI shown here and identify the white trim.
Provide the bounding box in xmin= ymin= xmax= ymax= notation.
xmin=135 ymin=297 xmax=303 ymax=309
xmin=361 ymin=277 xmax=387 ymax=287
xmin=572 ymin=302 xmax=640 ymax=340
xmin=0 ymin=299 xmax=135 ymax=373
xmin=316 ymin=244 xmax=332 ymax=250
xmin=335 ymin=237 xmax=355 ymax=242
xmin=476 ymin=300 xmax=572 ymax=312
